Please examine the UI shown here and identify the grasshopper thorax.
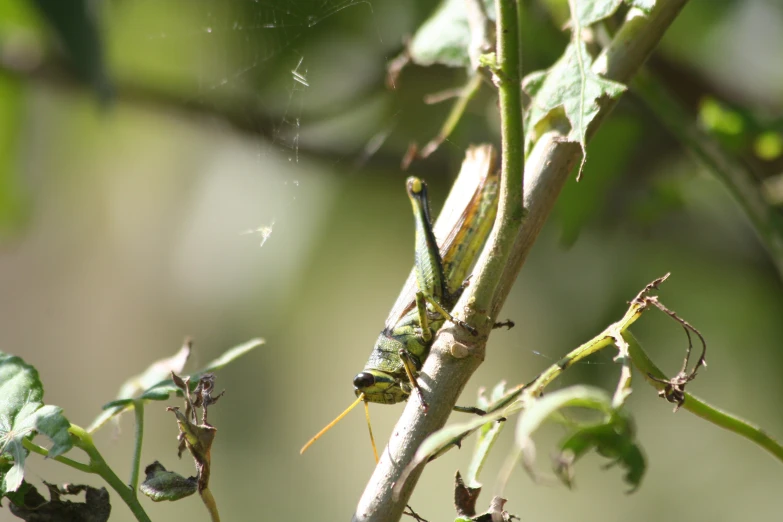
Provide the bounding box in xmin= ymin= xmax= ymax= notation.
xmin=353 ymin=370 xmax=410 ymax=405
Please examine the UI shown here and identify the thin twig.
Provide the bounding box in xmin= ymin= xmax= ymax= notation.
xmin=201 ymin=487 xmax=221 ymax=522
xmin=626 ymin=332 xmax=783 ymax=463
xmin=129 ymin=399 xmax=144 ymax=495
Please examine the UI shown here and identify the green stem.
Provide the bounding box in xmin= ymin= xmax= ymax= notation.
xmin=420 ymin=74 xmax=483 ymax=158
xmin=129 ymin=400 xmax=144 ymax=494
xmin=484 ymin=277 xmax=660 ymax=415
xmin=487 ymin=332 xmax=621 ymax=416
xmin=469 ymin=0 xmax=525 ymax=315
xmin=496 ymin=0 xmax=524 ymax=203
xmin=625 ymin=332 xmax=783 ymax=464
xmin=201 ymin=487 xmax=222 ymax=522
xmin=527 ymin=298 xmax=644 ymax=396
xmin=21 ymin=438 xmax=93 ymax=473
xmin=68 ymin=424 xmax=152 ymax=522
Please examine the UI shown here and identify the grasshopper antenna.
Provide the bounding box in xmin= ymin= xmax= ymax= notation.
xmin=300 ymin=394 xmax=365 ymax=455
xmin=364 ymin=399 xmax=379 ymax=463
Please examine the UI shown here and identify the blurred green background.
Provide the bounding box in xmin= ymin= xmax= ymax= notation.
xmin=1 ymin=0 xmax=783 ymax=520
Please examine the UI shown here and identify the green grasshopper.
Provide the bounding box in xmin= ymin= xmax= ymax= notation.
xmin=301 ymin=144 xmax=500 ymax=456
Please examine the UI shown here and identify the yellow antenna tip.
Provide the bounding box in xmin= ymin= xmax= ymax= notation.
xmin=300 ymin=395 xmax=365 ymax=455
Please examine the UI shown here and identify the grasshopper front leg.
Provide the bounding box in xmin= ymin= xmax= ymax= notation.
xmin=398 ymin=348 xmax=429 ymax=412
xmin=398 ymin=346 xmax=486 ymax=415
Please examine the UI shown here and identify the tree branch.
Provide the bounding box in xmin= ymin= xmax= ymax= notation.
xmin=352 ymin=1 xmax=690 ymax=521
xmin=0 ymin=45 xmax=405 ymax=169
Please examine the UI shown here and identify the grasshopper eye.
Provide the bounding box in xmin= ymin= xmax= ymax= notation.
xmin=353 ymin=372 xmax=375 ymax=389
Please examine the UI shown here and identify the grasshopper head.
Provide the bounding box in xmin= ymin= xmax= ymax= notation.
xmin=353 ymin=370 xmax=409 ymax=404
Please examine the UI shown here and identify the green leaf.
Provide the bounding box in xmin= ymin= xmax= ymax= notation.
xmin=101 ymin=398 xmax=134 ymax=410
xmin=401 ymin=381 xmax=525 ymax=478
xmin=512 ymin=385 xmax=645 ymax=492
xmin=139 ymin=461 xmax=197 ymax=502
xmin=483 ymin=380 xmax=510 ymax=409
xmin=408 ymin=0 xmax=495 ymax=68
xmin=464 ymin=383 xmax=508 ymax=488
xmin=554 ymin=413 xmax=646 ymax=492
xmin=523 ymin=41 xmax=626 ymax=177
xmin=7 ymin=481 xmax=111 ymax=521
xmin=0 ymin=352 xmax=72 ymax=495
xmin=139 ymin=337 xmax=264 ymax=401
xmin=2 ymin=478 xmax=32 ymax=508
xmin=199 ymin=338 xmax=263 ymax=373
xmin=627 ymin=0 xmax=656 ymax=13
xmin=422 ymin=407 xmax=508 ymax=460
xmin=454 ymin=471 xmax=481 ymax=519
xmin=465 ymin=420 xmax=504 ymax=489
xmin=393 ymin=407 xmax=508 ymax=497
xmin=572 ymin=0 xmax=657 ymax=26
xmin=87 ymin=340 xmax=193 ymax=432
xmin=0 ymin=353 xmax=44 ymax=410
xmin=116 ymin=340 xmax=193 ymax=400
xmin=89 ymin=338 xmax=263 ymax=432
xmin=515 ymin=386 xmax=612 ymax=452
xmin=410 ymin=0 xmax=471 ymax=67
xmin=573 ymin=0 xmax=625 ymax=26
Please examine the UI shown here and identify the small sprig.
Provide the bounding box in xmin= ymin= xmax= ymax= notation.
xmin=630 ymin=274 xmax=708 ymax=411
xmin=139 ymin=372 xmax=225 ymax=521
xmin=167 ymin=372 xmax=223 ymax=490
